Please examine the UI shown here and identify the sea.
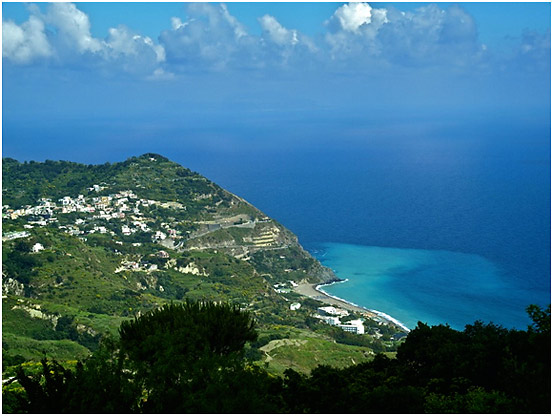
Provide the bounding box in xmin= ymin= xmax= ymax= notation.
xmin=4 ymin=114 xmax=551 ymax=330
xmin=178 ymin=117 xmax=551 ymax=331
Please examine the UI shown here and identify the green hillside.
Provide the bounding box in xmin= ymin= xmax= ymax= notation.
xmin=2 ymin=154 xmax=404 ymax=372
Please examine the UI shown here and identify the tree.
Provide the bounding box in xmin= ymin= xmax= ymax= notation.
xmin=117 ymin=300 xmax=263 ymax=412
xmin=526 ymin=304 xmax=551 ymax=335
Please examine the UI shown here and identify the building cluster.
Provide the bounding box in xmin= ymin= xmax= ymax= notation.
xmin=273 ymin=280 xmax=299 ymax=294
xmin=2 ymin=186 xmax=182 ymax=245
xmin=2 ymin=230 xmax=31 ymax=241
xmin=315 ymin=306 xmax=365 ymax=334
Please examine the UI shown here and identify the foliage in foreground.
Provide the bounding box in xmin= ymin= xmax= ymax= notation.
xmin=4 ymin=302 xmax=550 ymax=413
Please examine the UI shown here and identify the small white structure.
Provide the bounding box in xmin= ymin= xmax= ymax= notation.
xmin=31 ymin=243 xmax=44 ymax=253
xmin=153 ymin=231 xmax=167 ymax=241
xmin=290 ymin=302 xmax=301 ymax=311
xmin=321 ymin=316 xmax=341 ymax=326
xmin=317 ymin=306 xmax=349 ymax=317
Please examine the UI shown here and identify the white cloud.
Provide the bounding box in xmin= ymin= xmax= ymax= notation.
xmin=259 ymin=15 xmax=299 ymax=46
xmin=2 ymin=16 xmax=52 ymax=64
xmin=3 ymin=3 xmax=166 ymax=78
xmin=171 ymin=17 xmax=188 ymax=31
xmin=324 ymin=3 xmax=482 ymax=67
xmin=377 ymin=4 xmax=480 ymax=66
xmin=220 ymin=3 xmax=247 ymax=39
xmin=330 ymin=2 xmax=384 ymax=33
xmin=3 ymin=2 xmax=543 ymax=77
xmin=325 ymin=2 xmax=388 ymax=58
xmin=187 ymin=2 xmax=247 ymax=41
xmin=105 ymin=26 xmax=165 ymax=63
xmin=146 ymin=68 xmax=175 ymax=81
xmin=160 ymin=3 xmax=256 ymax=70
xmin=44 ymin=2 xmax=102 ymax=54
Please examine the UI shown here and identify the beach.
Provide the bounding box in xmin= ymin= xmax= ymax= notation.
xmin=294 ymin=282 xmax=410 ymax=333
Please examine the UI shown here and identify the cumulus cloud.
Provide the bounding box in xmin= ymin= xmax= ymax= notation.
xmin=3 ymin=3 xmax=166 ymax=77
xmin=256 ymin=14 xmax=318 ymax=68
xmin=324 ymin=2 xmax=482 ymax=68
xmin=160 ymin=3 xmax=258 ymax=70
xmin=2 ymin=16 xmax=52 ymax=64
xmin=44 ymin=2 xmax=102 ymax=54
xmin=160 ymin=3 xmax=320 ymax=71
xmin=329 ymin=2 xmax=386 ymax=33
xmin=259 ymin=15 xmax=299 ymax=46
xmin=325 ymin=2 xmax=388 ymax=59
xmin=105 ymin=26 xmax=165 ymax=63
xmin=378 ymin=4 xmax=480 ymax=66
xmin=2 ymin=2 xmax=548 ymax=78
xmin=102 ymin=26 xmax=166 ymax=75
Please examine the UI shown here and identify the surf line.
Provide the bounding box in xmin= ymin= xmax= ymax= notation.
xmin=316 ymin=280 xmax=411 ymax=333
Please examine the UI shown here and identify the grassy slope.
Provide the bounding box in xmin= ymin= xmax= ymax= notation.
xmin=255 ymin=327 xmax=374 ymax=375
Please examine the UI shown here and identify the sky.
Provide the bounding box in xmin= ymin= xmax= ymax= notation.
xmin=2 ymin=2 xmax=551 ymax=163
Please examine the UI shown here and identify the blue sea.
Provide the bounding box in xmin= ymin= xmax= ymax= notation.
xmin=184 ymin=117 xmax=551 ymax=331
xmin=4 ymin=115 xmax=551 ymax=330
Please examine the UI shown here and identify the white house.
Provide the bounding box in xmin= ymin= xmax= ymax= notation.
xmin=290 ymin=302 xmax=301 ymax=311
xmin=31 ymin=243 xmax=44 ymax=253
xmin=153 ymin=231 xmax=167 ymax=241
xmin=317 ymin=306 xmax=349 ymax=317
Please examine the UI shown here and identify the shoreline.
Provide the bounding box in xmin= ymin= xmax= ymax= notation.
xmin=294 ymin=282 xmax=411 ymax=333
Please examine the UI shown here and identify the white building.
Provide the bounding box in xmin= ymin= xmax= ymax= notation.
xmin=317 ymin=306 xmax=349 ymax=318
xmin=321 ymin=316 xmax=341 ymax=326
xmin=153 ymin=231 xmax=167 ymax=241
xmin=339 ymin=319 xmax=365 ymax=335
xmin=290 ymin=302 xmax=301 ymax=311
xmin=31 ymin=243 xmax=45 ymax=253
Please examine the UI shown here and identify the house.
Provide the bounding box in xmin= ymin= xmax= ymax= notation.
xmin=31 ymin=243 xmax=45 ymax=253
xmin=317 ymin=306 xmax=349 ymax=317
xmin=290 ymin=302 xmax=301 ymax=311
xmin=153 ymin=231 xmax=167 ymax=241
xmin=156 ymin=250 xmax=170 ymax=259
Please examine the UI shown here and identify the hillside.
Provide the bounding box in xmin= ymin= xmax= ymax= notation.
xmin=2 ymin=154 xmax=405 ymax=373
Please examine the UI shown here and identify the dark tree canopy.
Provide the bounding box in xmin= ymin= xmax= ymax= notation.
xmin=119 ymin=300 xmax=257 ymax=362
xmin=7 ymin=303 xmax=551 ymax=414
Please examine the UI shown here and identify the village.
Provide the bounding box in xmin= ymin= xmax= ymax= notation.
xmin=2 ymin=185 xmax=210 ymax=273
xmin=3 ymin=186 xmax=175 ymax=239
xmin=3 ymin=183 xmax=378 ymax=337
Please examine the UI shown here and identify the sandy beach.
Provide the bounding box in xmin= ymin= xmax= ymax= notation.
xmin=294 ymin=282 xmax=409 ymax=332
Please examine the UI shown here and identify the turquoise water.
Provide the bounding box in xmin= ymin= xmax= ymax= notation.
xmin=309 ymin=243 xmax=542 ymax=330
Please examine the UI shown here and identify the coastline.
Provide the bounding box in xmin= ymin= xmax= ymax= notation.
xmin=294 ymin=282 xmax=411 ymax=333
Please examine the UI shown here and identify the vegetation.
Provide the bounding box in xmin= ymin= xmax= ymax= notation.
xmin=3 ymin=154 xmax=401 ymax=378
xmin=4 ymin=154 xmax=548 ymax=413
xmin=4 ymin=302 xmax=550 ymax=413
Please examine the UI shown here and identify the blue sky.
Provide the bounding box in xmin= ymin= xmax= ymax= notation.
xmin=2 ymin=2 xmax=551 ymax=163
